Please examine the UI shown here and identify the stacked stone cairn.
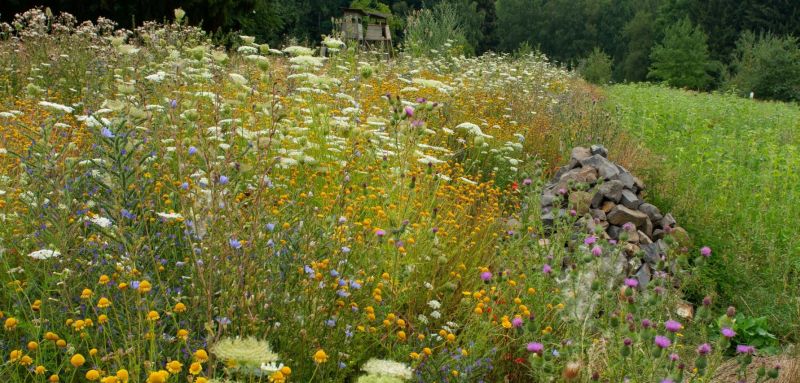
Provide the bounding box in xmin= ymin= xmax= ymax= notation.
xmin=541 ymin=145 xmax=692 ymax=289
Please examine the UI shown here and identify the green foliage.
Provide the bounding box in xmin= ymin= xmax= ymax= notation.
xmin=350 ymin=0 xmax=392 ymax=15
xmin=402 ymin=1 xmax=470 ymax=57
xmin=648 ymin=17 xmax=715 ymax=89
xmin=725 ymin=31 xmax=800 ymax=102
xmin=608 ymin=83 xmax=800 ymax=340
xmin=578 ymin=47 xmax=613 ymax=84
xmin=620 ymin=10 xmax=656 ymax=82
xmin=716 ymin=313 xmax=779 ymax=355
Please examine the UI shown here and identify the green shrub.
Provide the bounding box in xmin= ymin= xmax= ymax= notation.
xmin=402 ymin=2 xmax=471 ymax=57
xmin=578 ymin=47 xmax=613 ymax=84
xmin=725 ymin=31 xmax=800 ymax=102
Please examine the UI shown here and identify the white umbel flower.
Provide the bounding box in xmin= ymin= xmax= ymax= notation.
xmin=28 ymin=249 xmax=61 ymax=260
xmin=361 ymin=359 xmax=413 ymax=380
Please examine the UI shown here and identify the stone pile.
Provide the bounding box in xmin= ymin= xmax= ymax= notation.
xmin=541 ymin=145 xmax=691 ymax=287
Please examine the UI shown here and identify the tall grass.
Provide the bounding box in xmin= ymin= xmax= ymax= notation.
xmin=608 ymin=83 xmax=800 ymax=338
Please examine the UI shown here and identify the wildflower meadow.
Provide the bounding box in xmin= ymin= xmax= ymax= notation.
xmin=0 ymin=8 xmax=792 ymax=383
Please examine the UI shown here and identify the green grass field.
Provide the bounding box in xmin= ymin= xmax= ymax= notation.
xmin=608 ymin=84 xmax=800 ymax=338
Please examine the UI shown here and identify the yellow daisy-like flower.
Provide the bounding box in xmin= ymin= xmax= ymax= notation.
xmin=81 ymin=288 xmax=93 ymax=299
xmin=97 ymin=297 xmax=112 ymax=308
xmin=85 ymin=369 xmax=101 ymax=381
xmin=138 ymin=280 xmax=152 ymax=293
xmin=145 ymin=370 xmax=169 ymax=383
xmin=4 ymin=317 xmax=18 ymax=330
xmin=166 ymin=360 xmax=182 ymax=374
xmin=174 ymin=302 xmax=187 ymax=313
xmin=194 ymin=349 xmax=209 ymax=362
xmin=189 ymin=362 xmax=202 ymax=375
xmin=115 ymin=369 xmax=129 ymax=382
xmin=313 ymin=349 xmax=328 ymax=364
xmin=70 ymin=353 xmax=86 ymax=367
xmin=146 ymin=310 xmax=160 ymax=321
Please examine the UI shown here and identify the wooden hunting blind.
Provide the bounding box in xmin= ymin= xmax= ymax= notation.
xmin=337 ymin=8 xmax=392 ymax=50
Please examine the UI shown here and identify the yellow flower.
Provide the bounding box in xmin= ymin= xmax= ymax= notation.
xmin=166 ymin=360 xmax=182 ymax=374
xmin=19 ymin=355 xmax=33 ymax=366
xmin=98 ymin=314 xmax=109 ymax=324
xmin=56 ymin=339 xmax=67 ymax=348
xmin=4 ymin=317 xmax=18 ymax=330
xmin=101 ymin=377 xmax=119 ymax=383
xmin=81 ymin=288 xmax=93 ymax=299
xmin=269 ymin=371 xmax=286 ymax=383
xmin=98 ymin=275 xmax=110 ymax=285
xmin=174 ymin=302 xmax=187 ymax=313
xmin=31 ymin=299 xmax=42 ymax=311
xmin=70 ymin=353 xmax=86 ymax=367
xmin=313 ymin=349 xmax=328 ymax=364
xmin=27 ymin=341 xmax=38 ymax=351
xmin=196 ymin=378 xmax=208 ymax=383
xmin=9 ymin=349 xmax=22 ymax=362
xmin=189 ymin=362 xmax=202 ymax=375
xmin=194 ymin=349 xmax=209 ymax=362
xmin=146 ymin=370 xmax=169 ymax=383
xmin=85 ymin=369 xmax=101 ymax=381
xmin=35 ymin=365 xmax=46 ymax=375
xmin=97 ymin=297 xmax=112 ymax=308
xmin=146 ymin=310 xmax=160 ymax=321
xmin=138 ymin=280 xmax=152 ymax=293
xmin=410 ymin=352 xmax=421 ymax=360
xmin=280 ymin=366 xmax=291 ymax=375
xmin=49 ymin=374 xmax=60 ymax=382
xmin=115 ymin=369 xmax=129 ymax=382
xmin=423 ymin=347 xmax=432 ymax=356
xmin=89 ymin=348 xmax=98 ymax=356
xmin=177 ymin=329 xmax=189 ymax=340
xmin=45 ymin=332 xmax=59 ymax=341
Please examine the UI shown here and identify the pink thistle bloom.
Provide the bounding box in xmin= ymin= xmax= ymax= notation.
xmin=591 ymin=245 xmax=603 ymax=256
xmin=654 ymin=335 xmax=671 ymax=349
xmin=700 ymin=246 xmax=712 ymax=257
xmin=664 ymin=320 xmax=682 ymax=332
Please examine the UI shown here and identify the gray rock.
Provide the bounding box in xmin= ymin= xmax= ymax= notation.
xmin=542 ymin=212 xmax=554 ymax=227
xmin=613 ymin=171 xmax=637 ymax=190
xmin=607 ymin=205 xmax=649 ymax=227
xmin=652 ymin=229 xmax=665 ymax=240
xmin=541 ymin=192 xmax=556 ymax=208
xmin=553 ymin=165 xmax=572 ymax=180
xmin=636 ymin=264 xmax=652 ymax=288
xmin=591 ymin=180 xmax=624 ymax=207
xmin=641 ymin=243 xmax=662 ymax=265
xmin=601 ymin=200 xmax=616 ymax=213
xmin=638 ymin=230 xmax=653 ymax=245
xmin=607 ymin=225 xmax=622 ymax=240
xmin=569 ymin=191 xmax=592 ymax=215
xmin=660 ymin=213 xmax=677 ymax=228
xmin=580 ymin=154 xmax=620 ymax=180
xmin=638 ymin=203 xmax=663 ymax=223
xmin=571 ymin=146 xmax=592 ymax=163
xmin=620 ymin=189 xmax=642 ymax=209
xmin=633 ymin=176 xmax=645 ymax=191
xmin=560 ymin=166 xmax=598 ymax=184
xmin=590 ymin=209 xmax=606 ymax=221
xmin=590 ymin=144 xmax=608 ymax=158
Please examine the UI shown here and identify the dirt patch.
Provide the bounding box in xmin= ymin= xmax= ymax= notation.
xmin=711 ymin=355 xmax=799 ymax=383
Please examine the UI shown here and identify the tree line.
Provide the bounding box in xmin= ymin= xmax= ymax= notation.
xmin=2 ymin=0 xmax=799 ymax=100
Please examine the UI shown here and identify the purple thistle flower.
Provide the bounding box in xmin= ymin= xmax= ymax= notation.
xmin=623 ymin=338 xmax=632 ymax=346
xmin=654 ymin=335 xmax=671 ymax=349
xmin=591 ymin=245 xmax=603 ymax=256
xmin=624 ymin=278 xmax=639 ymax=288
xmin=375 ymin=229 xmax=386 ymax=237
xmin=526 ymin=342 xmax=544 ymax=355
xmin=622 ymin=222 xmax=634 ymax=231
xmin=542 ymin=264 xmax=552 ymax=274
xmin=721 ymin=327 xmax=736 ymax=338
xmin=584 ymin=235 xmax=597 ymax=245
xmin=670 ymin=353 xmax=680 ymax=361
xmin=661 ymin=379 xmax=674 ymax=383
xmin=664 ymin=320 xmax=682 ymax=332
xmin=736 ymin=345 xmax=755 ymax=354
xmin=404 ymin=106 xmax=414 ymax=117
xmin=700 ymin=246 xmax=712 ymax=257
xmin=697 ymin=343 xmax=711 ymax=355
xmin=641 ymin=319 xmax=652 ymax=329
xmin=512 ymin=317 xmax=523 ymax=328
xmin=480 ymin=271 xmax=492 ymax=282
xmin=523 ymin=178 xmax=532 ymax=186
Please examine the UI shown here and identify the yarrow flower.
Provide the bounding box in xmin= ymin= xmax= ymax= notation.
xmin=360 ymin=358 xmax=412 ymax=380
xmin=27 ymin=249 xmax=61 ymax=260
xmin=211 ymin=337 xmax=279 ymax=367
